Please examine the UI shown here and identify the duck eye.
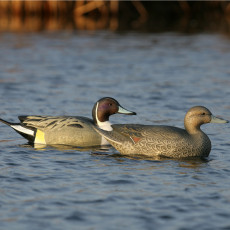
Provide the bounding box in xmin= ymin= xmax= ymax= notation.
xmin=109 ymin=103 xmax=112 ymax=106
xmin=202 ymin=112 xmax=206 ymax=115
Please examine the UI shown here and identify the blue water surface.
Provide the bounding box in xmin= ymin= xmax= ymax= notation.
xmin=0 ymin=31 xmax=230 ymax=230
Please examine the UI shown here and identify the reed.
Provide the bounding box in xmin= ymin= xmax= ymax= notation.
xmin=0 ymin=1 xmax=229 ymax=32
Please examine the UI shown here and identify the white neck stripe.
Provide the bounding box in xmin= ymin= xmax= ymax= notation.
xmin=95 ymin=102 xmax=113 ymax=131
xmin=95 ymin=102 xmax=100 ymax=125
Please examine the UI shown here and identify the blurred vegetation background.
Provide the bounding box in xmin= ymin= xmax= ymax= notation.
xmin=0 ymin=1 xmax=230 ymax=33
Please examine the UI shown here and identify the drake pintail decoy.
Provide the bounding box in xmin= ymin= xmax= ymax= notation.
xmin=0 ymin=97 xmax=136 ymax=147
xmin=94 ymin=106 xmax=228 ymax=158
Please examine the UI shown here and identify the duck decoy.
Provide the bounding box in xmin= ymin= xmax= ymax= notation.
xmin=93 ymin=106 xmax=228 ymax=158
xmin=0 ymin=97 xmax=136 ymax=147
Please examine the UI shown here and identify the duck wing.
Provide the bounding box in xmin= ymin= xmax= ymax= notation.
xmin=18 ymin=116 xmax=93 ymax=130
xmin=112 ymin=124 xmax=187 ymax=143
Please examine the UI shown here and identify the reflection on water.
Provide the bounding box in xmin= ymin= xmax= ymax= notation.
xmin=20 ymin=140 xmax=210 ymax=170
xmin=0 ymin=32 xmax=230 ymax=230
xmin=21 ymin=143 xmax=112 ymax=153
xmin=95 ymin=152 xmax=210 ymax=169
xmin=22 ymin=143 xmax=210 ymax=169
xmin=1 ymin=1 xmax=230 ymax=33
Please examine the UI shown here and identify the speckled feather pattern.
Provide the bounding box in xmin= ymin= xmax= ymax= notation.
xmin=97 ymin=124 xmax=212 ymax=158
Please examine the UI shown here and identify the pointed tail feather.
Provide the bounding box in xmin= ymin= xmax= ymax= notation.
xmin=0 ymin=118 xmax=14 ymax=127
xmin=0 ymin=118 xmax=35 ymax=142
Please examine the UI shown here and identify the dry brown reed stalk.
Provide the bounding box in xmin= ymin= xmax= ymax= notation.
xmin=0 ymin=1 xmax=229 ymax=32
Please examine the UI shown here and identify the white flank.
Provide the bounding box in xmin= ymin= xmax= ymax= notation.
xmin=11 ymin=125 xmax=34 ymax=136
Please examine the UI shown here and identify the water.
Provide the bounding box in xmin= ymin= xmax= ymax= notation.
xmin=0 ymin=31 xmax=230 ymax=230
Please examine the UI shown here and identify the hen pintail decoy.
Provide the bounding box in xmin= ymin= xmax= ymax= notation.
xmin=0 ymin=97 xmax=136 ymax=147
xmin=94 ymin=106 xmax=228 ymax=158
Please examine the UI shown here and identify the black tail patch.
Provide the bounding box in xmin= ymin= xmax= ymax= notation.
xmin=16 ymin=131 xmax=35 ymax=143
xmin=0 ymin=118 xmax=35 ymax=143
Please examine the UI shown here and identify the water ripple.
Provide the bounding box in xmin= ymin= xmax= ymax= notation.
xmin=0 ymin=32 xmax=230 ymax=230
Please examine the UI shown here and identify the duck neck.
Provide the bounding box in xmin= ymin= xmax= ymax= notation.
xmin=97 ymin=120 xmax=113 ymax=131
xmin=184 ymin=119 xmax=201 ymax=135
xmin=93 ymin=102 xmax=113 ymax=131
